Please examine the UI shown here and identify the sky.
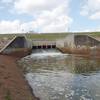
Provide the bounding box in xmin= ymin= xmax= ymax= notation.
xmin=0 ymin=0 xmax=100 ymax=33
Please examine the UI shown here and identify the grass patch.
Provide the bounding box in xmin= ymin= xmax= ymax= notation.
xmin=0 ymin=32 xmax=99 ymax=40
xmin=5 ymin=90 xmax=11 ymax=100
xmin=89 ymin=32 xmax=100 ymax=36
xmin=25 ymin=33 xmax=69 ymax=40
xmin=0 ymin=33 xmax=69 ymax=40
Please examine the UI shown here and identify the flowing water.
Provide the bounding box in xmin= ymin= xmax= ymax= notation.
xmin=19 ymin=49 xmax=100 ymax=100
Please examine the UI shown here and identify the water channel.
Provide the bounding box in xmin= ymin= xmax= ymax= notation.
xmin=19 ymin=49 xmax=100 ymax=100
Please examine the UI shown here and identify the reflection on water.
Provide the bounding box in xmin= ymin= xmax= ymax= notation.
xmin=19 ymin=49 xmax=100 ymax=100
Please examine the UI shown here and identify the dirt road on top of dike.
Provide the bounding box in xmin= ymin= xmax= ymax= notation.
xmin=0 ymin=55 xmax=39 ymax=100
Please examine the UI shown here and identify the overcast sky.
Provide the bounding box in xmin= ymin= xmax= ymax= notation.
xmin=0 ymin=0 xmax=100 ymax=33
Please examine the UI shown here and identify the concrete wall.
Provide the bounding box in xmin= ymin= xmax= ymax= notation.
xmin=75 ymin=35 xmax=100 ymax=47
xmin=0 ymin=36 xmax=32 ymax=55
xmin=64 ymin=34 xmax=75 ymax=48
xmin=56 ymin=34 xmax=100 ymax=48
xmin=32 ymin=40 xmax=56 ymax=46
xmin=56 ymin=39 xmax=64 ymax=47
xmin=56 ymin=34 xmax=75 ymax=48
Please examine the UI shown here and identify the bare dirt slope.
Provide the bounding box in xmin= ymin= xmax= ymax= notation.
xmin=0 ymin=55 xmax=38 ymax=100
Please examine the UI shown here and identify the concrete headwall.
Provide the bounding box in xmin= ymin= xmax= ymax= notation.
xmin=57 ymin=34 xmax=100 ymax=48
xmin=64 ymin=34 xmax=75 ymax=48
xmin=57 ymin=34 xmax=100 ymax=57
xmin=74 ymin=35 xmax=100 ymax=47
xmin=56 ymin=34 xmax=75 ymax=48
xmin=56 ymin=39 xmax=65 ymax=47
xmin=0 ymin=36 xmax=32 ymax=57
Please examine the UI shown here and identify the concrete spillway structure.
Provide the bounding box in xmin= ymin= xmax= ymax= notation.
xmin=74 ymin=35 xmax=100 ymax=47
xmin=0 ymin=34 xmax=99 ymax=57
xmin=32 ymin=40 xmax=56 ymax=49
xmin=56 ymin=34 xmax=100 ymax=57
xmin=0 ymin=36 xmax=32 ymax=57
xmin=56 ymin=34 xmax=100 ymax=48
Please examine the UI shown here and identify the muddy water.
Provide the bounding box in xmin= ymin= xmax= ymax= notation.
xmin=19 ymin=49 xmax=100 ymax=100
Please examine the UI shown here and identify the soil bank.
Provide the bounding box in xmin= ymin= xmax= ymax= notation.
xmin=0 ymin=55 xmax=38 ymax=100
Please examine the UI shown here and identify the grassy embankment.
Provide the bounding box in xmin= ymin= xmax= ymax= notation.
xmin=0 ymin=33 xmax=68 ymax=40
xmin=0 ymin=32 xmax=100 ymax=41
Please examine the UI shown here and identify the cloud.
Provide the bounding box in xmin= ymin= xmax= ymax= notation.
xmin=0 ymin=20 xmax=20 ymax=33
xmin=0 ymin=20 xmax=37 ymax=33
xmin=80 ymin=0 xmax=100 ymax=20
xmin=14 ymin=0 xmax=68 ymax=14
xmin=0 ymin=13 xmax=72 ymax=33
xmin=0 ymin=0 xmax=72 ymax=33
xmin=39 ymin=14 xmax=72 ymax=33
xmin=13 ymin=0 xmax=72 ymax=33
xmin=90 ymin=12 xmax=100 ymax=20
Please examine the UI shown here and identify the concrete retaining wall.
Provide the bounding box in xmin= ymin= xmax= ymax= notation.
xmin=74 ymin=35 xmax=100 ymax=47
xmin=0 ymin=36 xmax=32 ymax=57
xmin=57 ymin=34 xmax=100 ymax=57
xmin=57 ymin=34 xmax=100 ymax=48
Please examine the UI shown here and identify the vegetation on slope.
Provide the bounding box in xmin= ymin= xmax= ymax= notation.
xmin=0 ymin=32 xmax=99 ymax=40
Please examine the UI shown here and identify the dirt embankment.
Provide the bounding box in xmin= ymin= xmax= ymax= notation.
xmin=59 ymin=47 xmax=100 ymax=59
xmin=0 ymin=55 xmax=38 ymax=100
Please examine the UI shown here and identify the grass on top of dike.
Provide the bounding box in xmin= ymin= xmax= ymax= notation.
xmin=0 ymin=32 xmax=99 ymax=41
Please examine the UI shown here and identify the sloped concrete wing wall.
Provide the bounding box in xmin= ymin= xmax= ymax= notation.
xmin=0 ymin=36 xmax=32 ymax=55
xmin=74 ymin=35 xmax=100 ymax=47
xmin=57 ymin=34 xmax=100 ymax=49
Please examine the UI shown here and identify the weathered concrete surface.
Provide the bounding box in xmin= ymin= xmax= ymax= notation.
xmin=57 ymin=34 xmax=100 ymax=58
xmin=74 ymin=35 xmax=100 ymax=47
xmin=32 ymin=40 xmax=56 ymax=49
xmin=57 ymin=34 xmax=100 ymax=48
xmin=0 ymin=36 xmax=32 ymax=57
xmin=0 ymin=37 xmax=11 ymax=50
